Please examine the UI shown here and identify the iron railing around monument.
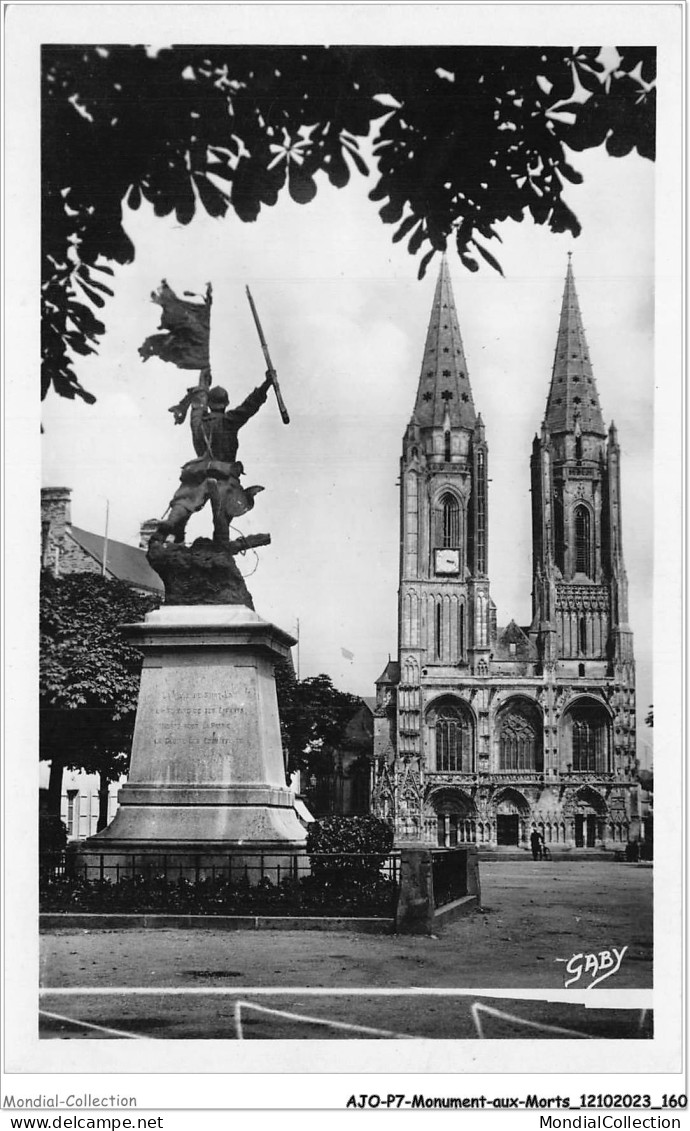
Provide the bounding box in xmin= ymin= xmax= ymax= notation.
xmin=39 ymin=849 xmax=400 ymax=919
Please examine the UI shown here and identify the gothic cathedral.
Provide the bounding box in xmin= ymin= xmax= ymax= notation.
xmin=371 ymin=257 xmax=639 ymax=851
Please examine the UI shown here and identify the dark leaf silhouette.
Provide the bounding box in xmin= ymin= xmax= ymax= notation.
xmin=417 ymin=247 xmax=436 ymax=280
xmin=473 ymin=239 xmax=505 ymax=276
xmin=393 ymin=214 xmax=421 ymax=244
xmin=288 ymin=162 xmax=318 ymax=204
xmin=342 ymin=140 xmax=369 ymax=178
xmin=42 ymin=45 xmax=655 ymax=404
xmin=193 ymin=171 xmax=230 ymax=217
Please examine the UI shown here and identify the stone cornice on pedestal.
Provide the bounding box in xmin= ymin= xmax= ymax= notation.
xmin=123 ymin=604 xmax=297 ymax=657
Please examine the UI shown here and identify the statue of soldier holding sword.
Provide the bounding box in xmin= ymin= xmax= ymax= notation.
xmin=140 ymin=281 xmax=288 ymax=551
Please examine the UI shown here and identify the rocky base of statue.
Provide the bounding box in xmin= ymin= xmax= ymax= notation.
xmin=77 ymin=604 xmax=306 ymax=881
xmin=147 ymin=534 xmax=270 ymax=607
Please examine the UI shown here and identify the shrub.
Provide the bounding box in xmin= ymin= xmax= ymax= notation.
xmin=307 ymin=815 xmax=394 ymax=884
xmin=39 ymin=869 xmax=397 ymax=917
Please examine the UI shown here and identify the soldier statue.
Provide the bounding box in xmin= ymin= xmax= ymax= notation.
xmin=153 ymin=367 xmax=273 ymax=548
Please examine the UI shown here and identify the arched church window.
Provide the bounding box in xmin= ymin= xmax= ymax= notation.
xmin=554 ymin=491 xmax=565 ymax=572
xmin=498 ymin=703 xmax=543 ymax=772
xmin=444 ymin=431 xmax=451 ymax=462
xmin=565 ymin=700 xmax=610 ymax=773
xmin=430 ymin=703 xmax=473 ymax=772
xmin=573 ymin=719 xmax=596 ymax=771
xmin=437 ymin=493 xmax=460 ymax=547
xmin=578 ymin=616 xmax=587 ymax=655
xmin=575 ymin=505 xmax=592 ymax=576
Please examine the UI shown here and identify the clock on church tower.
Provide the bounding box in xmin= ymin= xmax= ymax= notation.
xmin=434 ymin=547 xmax=460 ymax=575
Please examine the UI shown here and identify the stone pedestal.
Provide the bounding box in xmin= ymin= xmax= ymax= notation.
xmin=80 ymin=605 xmax=306 ymax=871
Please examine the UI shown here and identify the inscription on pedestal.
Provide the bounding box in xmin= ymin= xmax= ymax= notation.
xmin=128 ymin=661 xmax=283 ymax=787
xmin=86 ymin=607 xmax=306 ymax=854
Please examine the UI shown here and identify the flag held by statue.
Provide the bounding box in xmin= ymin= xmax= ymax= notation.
xmin=138 ymin=281 xmax=211 ymax=370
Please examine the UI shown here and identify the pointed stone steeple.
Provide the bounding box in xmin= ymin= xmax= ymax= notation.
xmin=544 ymin=257 xmax=606 ymax=436
xmin=412 ymin=256 xmax=476 ymax=430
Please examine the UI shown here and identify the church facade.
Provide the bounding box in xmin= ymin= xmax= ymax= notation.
xmin=371 ymin=259 xmax=639 ymax=851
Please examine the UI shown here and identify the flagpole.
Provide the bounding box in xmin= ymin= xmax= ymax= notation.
xmin=101 ymin=499 xmax=110 ymax=577
xmin=291 ymin=619 xmax=298 ymax=678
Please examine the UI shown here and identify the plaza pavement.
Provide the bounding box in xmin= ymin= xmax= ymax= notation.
xmin=39 ymin=859 xmax=652 ymax=1040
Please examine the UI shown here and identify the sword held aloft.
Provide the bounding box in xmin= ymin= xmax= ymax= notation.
xmin=246 ymin=286 xmax=290 ymax=424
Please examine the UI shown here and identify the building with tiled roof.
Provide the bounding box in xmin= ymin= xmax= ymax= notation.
xmin=41 ymin=488 xmax=163 ymax=595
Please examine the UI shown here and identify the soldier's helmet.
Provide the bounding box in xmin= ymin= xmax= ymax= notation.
xmin=208 ymin=386 xmax=229 ymax=409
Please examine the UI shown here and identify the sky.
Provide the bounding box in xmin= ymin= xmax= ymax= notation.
xmin=40 ymin=133 xmax=655 ymax=761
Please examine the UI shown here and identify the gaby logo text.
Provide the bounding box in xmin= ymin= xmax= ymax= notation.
xmin=564 ymin=946 xmax=628 ymax=989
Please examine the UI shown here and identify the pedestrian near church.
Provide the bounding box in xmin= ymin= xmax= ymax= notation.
xmin=530 ymin=829 xmax=542 ymax=861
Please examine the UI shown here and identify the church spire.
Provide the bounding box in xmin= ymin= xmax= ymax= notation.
xmin=544 ymin=257 xmax=606 ymax=436
xmin=412 ymin=256 xmax=476 ymax=430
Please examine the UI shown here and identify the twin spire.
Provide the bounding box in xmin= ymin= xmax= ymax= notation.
xmin=544 ymin=256 xmax=606 ymax=436
xmin=412 ymin=256 xmax=476 ymax=430
xmin=412 ymin=254 xmax=605 ymax=438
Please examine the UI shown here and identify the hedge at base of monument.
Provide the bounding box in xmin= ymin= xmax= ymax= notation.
xmin=43 ymin=816 xmax=400 ymax=918
xmin=39 ymin=858 xmax=398 ymax=919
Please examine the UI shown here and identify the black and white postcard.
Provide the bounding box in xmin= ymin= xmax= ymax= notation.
xmin=2 ymin=2 xmax=685 ymax=1126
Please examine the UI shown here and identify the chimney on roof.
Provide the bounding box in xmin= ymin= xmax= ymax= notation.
xmin=138 ymin=519 xmax=159 ymax=550
xmin=41 ymin=487 xmax=72 ymax=573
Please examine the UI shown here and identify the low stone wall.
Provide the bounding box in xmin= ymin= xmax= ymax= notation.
xmin=39 ymin=913 xmax=393 ymax=934
xmin=395 ymin=845 xmax=481 ymax=935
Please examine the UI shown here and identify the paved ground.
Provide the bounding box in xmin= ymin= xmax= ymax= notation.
xmin=39 ymin=859 xmax=652 ymax=1040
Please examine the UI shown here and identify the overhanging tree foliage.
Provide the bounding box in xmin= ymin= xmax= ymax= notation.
xmin=40 ymin=572 xmax=158 ymax=827
xmin=43 ymin=45 xmax=655 ymax=404
xmin=274 ymin=661 xmax=365 ymax=787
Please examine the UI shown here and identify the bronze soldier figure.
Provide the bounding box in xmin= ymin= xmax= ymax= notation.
xmin=153 ymin=371 xmax=273 ymax=547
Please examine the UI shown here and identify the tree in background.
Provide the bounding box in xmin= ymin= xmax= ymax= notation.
xmin=40 ymin=572 xmax=158 ymax=829
xmin=274 ymin=661 xmax=366 ymax=805
xmin=42 ymin=45 xmax=655 ymax=404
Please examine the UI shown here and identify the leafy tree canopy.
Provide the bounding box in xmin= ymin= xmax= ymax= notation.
xmin=40 ymin=571 xmax=158 ymax=785
xmin=43 ymin=44 xmax=655 ymax=404
xmin=274 ymin=662 xmax=365 ymax=781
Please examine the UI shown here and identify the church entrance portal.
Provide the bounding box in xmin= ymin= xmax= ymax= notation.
xmin=493 ymin=789 xmax=529 ymax=847
xmin=431 ymin=789 xmax=476 ymax=846
xmin=497 ymin=814 xmax=520 ymax=846
xmin=575 ymin=814 xmax=597 ymax=848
